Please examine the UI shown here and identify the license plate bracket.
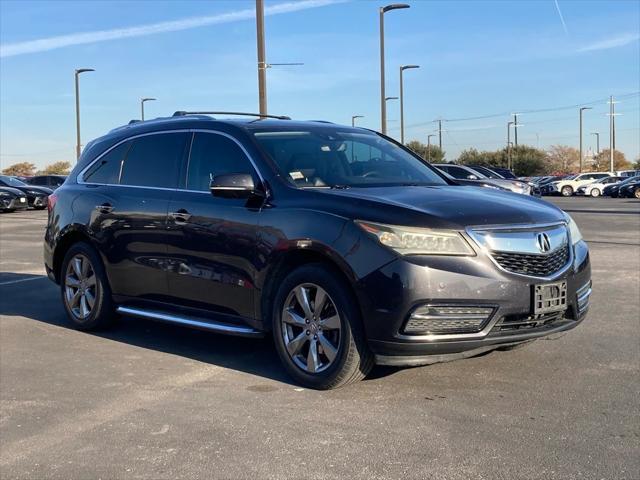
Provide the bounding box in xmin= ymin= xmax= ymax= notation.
xmin=533 ymin=281 xmax=567 ymax=314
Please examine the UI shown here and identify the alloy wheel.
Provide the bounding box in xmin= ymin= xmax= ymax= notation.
xmin=591 ymin=189 xmax=601 ymax=197
xmin=64 ymin=254 xmax=97 ymax=320
xmin=281 ymin=283 xmax=341 ymax=374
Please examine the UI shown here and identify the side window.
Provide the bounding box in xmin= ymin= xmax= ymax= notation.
xmin=446 ymin=166 xmax=470 ymax=180
xmin=83 ymin=141 xmax=131 ymax=184
xmin=120 ymin=133 xmax=188 ymax=188
xmin=186 ymin=133 xmax=255 ymax=192
xmin=31 ymin=177 xmax=46 ymax=186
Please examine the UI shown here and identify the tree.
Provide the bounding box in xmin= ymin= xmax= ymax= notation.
xmin=509 ymin=145 xmax=547 ymax=176
xmin=591 ymin=149 xmax=630 ymax=171
xmin=1 ymin=162 xmax=36 ymax=176
xmin=457 ymin=148 xmax=504 ymax=168
xmin=545 ymin=145 xmax=579 ymax=174
xmin=40 ymin=161 xmax=72 ymax=175
xmin=632 ymin=157 xmax=640 ymax=169
xmin=405 ymin=140 xmax=445 ymax=162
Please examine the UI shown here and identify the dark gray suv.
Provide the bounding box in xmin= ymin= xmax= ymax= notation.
xmin=44 ymin=113 xmax=592 ymax=389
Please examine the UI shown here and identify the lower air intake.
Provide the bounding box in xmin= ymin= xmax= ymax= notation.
xmin=403 ymin=305 xmax=494 ymax=335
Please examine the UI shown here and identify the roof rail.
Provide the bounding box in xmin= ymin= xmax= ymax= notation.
xmin=172 ymin=111 xmax=291 ymax=120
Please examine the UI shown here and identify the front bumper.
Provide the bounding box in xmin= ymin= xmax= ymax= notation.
xmin=0 ymin=196 xmax=28 ymax=211
xmin=28 ymin=194 xmax=48 ymax=208
xmin=357 ymin=241 xmax=591 ymax=366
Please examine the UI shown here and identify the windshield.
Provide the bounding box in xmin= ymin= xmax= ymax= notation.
xmin=470 ymin=166 xmax=504 ymax=179
xmin=619 ymin=175 xmax=640 ymax=185
xmin=0 ymin=175 xmax=27 ymax=187
xmin=252 ymin=129 xmax=447 ymax=188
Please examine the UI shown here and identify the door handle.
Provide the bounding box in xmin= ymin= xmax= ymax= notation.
xmin=169 ymin=209 xmax=191 ymax=223
xmin=95 ymin=203 xmax=113 ymax=214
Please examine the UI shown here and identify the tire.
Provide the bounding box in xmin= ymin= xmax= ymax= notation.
xmin=561 ymin=185 xmax=573 ymax=197
xmin=634 ymin=188 xmax=640 ymax=199
xmin=272 ymin=263 xmax=373 ymax=389
xmin=590 ymin=188 xmax=601 ymax=198
xmin=60 ymin=242 xmax=116 ymax=331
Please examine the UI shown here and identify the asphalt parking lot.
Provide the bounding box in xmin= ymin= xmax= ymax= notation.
xmin=1 ymin=197 xmax=638 ymax=479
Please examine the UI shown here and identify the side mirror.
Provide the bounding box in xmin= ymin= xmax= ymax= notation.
xmin=210 ymin=173 xmax=263 ymax=199
xmin=467 ymin=174 xmax=479 ymax=180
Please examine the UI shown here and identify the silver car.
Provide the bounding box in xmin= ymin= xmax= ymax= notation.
xmin=434 ymin=164 xmax=532 ymax=195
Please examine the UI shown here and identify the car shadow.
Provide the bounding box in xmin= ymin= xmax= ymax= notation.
xmin=0 ymin=273 xmax=397 ymax=386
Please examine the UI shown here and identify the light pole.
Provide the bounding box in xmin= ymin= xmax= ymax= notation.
xmin=579 ymin=106 xmax=592 ymax=172
xmin=256 ymin=0 xmax=267 ymax=115
xmin=141 ymin=97 xmax=156 ymax=121
xmin=351 ymin=115 xmax=364 ymax=127
xmin=426 ymin=134 xmax=436 ymax=161
xmin=75 ymin=68 xmax=94 ymax=160
xmin=399 ymin=64 xmax=419 ymax=144
xmin=379 ymin=3 xmax=410 ymax=135
xmin=507 ymin=121 xmax=514 ymax=170
xmin=512 ymin=113 xmax=519 ymax=146
xmin=591 ymin=132 xmax=600 ymax=155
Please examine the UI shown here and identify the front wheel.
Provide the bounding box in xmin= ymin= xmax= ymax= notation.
xmin=590 ymin=188 xmax=601 ymax=197
xmin=60 ymin=242 xmax=116 ymax=331
xmin=272 ymin=264 xmax=373 ymax=389
xmin=634 ymin=188 xmax=640 ymax=199
xmin=561 ymin=186 xmax=574 ymax=197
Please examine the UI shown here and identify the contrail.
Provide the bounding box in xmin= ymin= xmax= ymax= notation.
xmin=554 ymin=0 xmax=569 ymax=36
xmin=1 ymin=0 xmax=346 ymax=58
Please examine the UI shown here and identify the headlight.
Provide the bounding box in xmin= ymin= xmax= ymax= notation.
xmin=481 ymin=183 xmax=501 ymax=190
xmin=356 ymin=221 xmax=475 ymax=256
xmin=564 ymin=213 xmax=583 ymax=245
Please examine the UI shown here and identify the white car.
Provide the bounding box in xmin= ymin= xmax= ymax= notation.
xmin=549 ymin=172 xmax=613 ymax=197
xmin=577 ymin=176 xmax=624 ymax=197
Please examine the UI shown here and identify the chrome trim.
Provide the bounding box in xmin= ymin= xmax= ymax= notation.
xmin=116 ymin=306 xmax=263 ymax=338
xmin=464 ymin=222 xmax=574 ymax=281
xmin=576 ymin=281 xmax=592 ymax=314
xmin=77 ymin=128 xmax=267 ymax=190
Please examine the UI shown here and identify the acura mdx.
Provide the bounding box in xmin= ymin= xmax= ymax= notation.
xmin=44 ymin=112 xmax=592 ymax=389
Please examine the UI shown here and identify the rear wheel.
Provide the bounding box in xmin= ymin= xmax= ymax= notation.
xmin=272 ymin=264 xmax=373 ymax=389
xmin=561 ymin=185 xmax=574 ymax=197
xmin=590 ymin=188 xmax=601 ymax=197
xmin=634 ymin=187 xmax=640 ymax=199
xmin=60 ymin=242 xmax=116 ymax=331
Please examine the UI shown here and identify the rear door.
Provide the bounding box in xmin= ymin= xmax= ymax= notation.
xmin=84 ymin=131 xmax=190 ymax=301
xmin=165 ymin=131 xmax=262 ymax=318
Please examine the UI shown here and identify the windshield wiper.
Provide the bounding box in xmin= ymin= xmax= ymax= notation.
xmin=329 ymin=184 xmax=351 ymax=189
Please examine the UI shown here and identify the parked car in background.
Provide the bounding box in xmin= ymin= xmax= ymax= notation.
xmin=616 ymin=170 xmax=640 ymax=178
xmin=619 ymin=179 xmax=640 ymax=199
xmin=434 ymin=164 xmax=532 ymax=195
xmin=0 ymin=186 xmax=29 ymax=212
xmin=576 ymin=176 xmax=624 ymax=197
xmin=546 ymin=172 xmax=613 ymax=196
xmin=437 ymin=170 xmax=511 ymax=192
xmin=44 ymin=113 xmax=591 ymax=389
xmin=0 ymin=175 xmax=52 ymax=209
xmin=490 ymin=167 xmax=517 ymax=179
xmin=28 ymin=175 xmax=67 ymax=190
xmin=604 ymin=175 xmax=640 ymax=197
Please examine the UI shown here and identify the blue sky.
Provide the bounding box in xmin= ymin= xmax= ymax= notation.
xmin=1 ymin=0 xmax=638 ymax=169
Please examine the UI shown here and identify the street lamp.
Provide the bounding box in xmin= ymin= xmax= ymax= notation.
xmin=399 ymin=64 xmax=420 ymax=144
xmin=141 ymin=97 xmax=156 ymax=121
xmin=579 ymin=106 xmax=592 ymax=172
xmin=75 ymin=68 xmax=94 ymax=160
xmin=426 ymin=134 xmax=437 ymax=161
xmin=507 ymin=121 xmax=514 ymax=170
xmin=379 ymin=3 xmax=410 ymax=135
xmin=351 ymin=115 xmax=364 ymax=127
xmin=591 ymin=132 xmax=600 ymax=155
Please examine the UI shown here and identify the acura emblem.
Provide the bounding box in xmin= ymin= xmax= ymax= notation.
xmin=536 ymin=232 xmax=551 ymax=253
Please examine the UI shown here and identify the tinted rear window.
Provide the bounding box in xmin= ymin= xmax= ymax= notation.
xmin=83 ymin=142 xmax=131 ymax=184
xmin=120 ymin=133 xmax=188 ymax=188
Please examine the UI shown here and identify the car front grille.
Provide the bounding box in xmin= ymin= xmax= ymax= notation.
xmin=491 ymin=244 xmax=570 ymax=277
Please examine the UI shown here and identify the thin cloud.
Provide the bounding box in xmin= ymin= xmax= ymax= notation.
xmin=553 ymin=0 xmax=569 ymax=36
xmin=0 ymin=0 xmax=346 ymax=58
xmin=578 ymin=32 xmax=640 ymax=52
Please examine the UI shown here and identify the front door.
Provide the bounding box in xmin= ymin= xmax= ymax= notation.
xmin=166 ymin=131 xmax=262 ymax=319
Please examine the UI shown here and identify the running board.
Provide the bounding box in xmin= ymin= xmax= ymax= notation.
xmin=116 ymin=306 xmax=264 ymax=338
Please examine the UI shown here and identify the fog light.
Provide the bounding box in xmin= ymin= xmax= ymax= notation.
xmin=403 ymin=305 xmax=494 ymax=335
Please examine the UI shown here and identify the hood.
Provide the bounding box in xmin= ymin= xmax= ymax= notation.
xmin=0 ymin=186 xmax=27 ymax=197
xmin=321 ymin=185 xmax=565 ymax=229
xmin=13 ymin=185 xmax=53 ymax=195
